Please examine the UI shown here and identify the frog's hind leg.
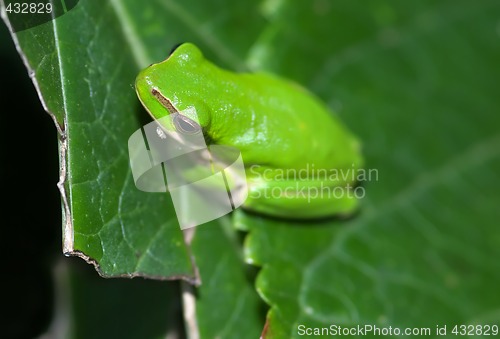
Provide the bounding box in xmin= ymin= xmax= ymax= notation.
xmin=242 ymin=178 xmax=360 ymax=219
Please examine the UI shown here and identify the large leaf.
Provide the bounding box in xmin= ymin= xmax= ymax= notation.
xmin=1 ymin=0 xmax=196 ymax=279
xmin=190 ymin=219 xmax=264 ymax=338
xmin=236 ymin=0 xmax=500 ymax=337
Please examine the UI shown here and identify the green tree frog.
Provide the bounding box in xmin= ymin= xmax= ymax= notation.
xmin=135 ymin=43 xmax=363 ymax=219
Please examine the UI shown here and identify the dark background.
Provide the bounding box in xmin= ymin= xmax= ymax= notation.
xmin=0 ymin=20 xmax=59 ymax=339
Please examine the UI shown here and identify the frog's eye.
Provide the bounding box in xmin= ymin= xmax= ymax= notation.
xmin=173 ymin=114 xmax=201 ymax=135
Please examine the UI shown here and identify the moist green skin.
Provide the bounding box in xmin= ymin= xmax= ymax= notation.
xmin=135 ymin=43 xmax=364 ymax=218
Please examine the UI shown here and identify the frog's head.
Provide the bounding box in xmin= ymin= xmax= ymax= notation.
xmin=135 ymin=43 xmax=213 ymax=137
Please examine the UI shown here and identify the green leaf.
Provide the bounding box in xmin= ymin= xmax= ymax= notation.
xmin=237 ymin=0 xmax=500 ymax=337
xmin=1 ymin=1 xmax=196 ymax=279
xmin=191 ymin=219 xmax=265 ymax=338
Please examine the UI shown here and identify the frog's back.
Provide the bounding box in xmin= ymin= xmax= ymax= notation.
xmin=209 ymin=70 xmax=362 ymax=173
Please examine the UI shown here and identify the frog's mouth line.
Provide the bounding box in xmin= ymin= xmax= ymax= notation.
xmin=151 ymin=87 xmax=179 ymax=114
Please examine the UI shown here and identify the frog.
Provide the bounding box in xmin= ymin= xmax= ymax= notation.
xmin=135 ymin=42 xmax=363 ymax=219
